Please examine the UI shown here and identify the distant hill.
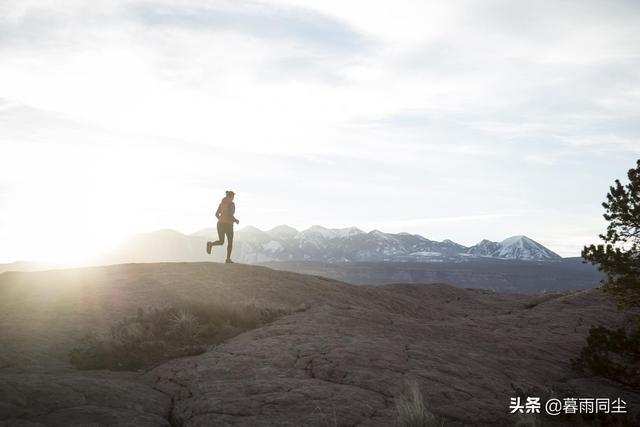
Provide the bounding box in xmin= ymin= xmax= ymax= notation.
xmin=0 ymin=261 xmax=52 ymax=274
xmin=99 ymin=225 xmax=563 ymax=265
xmin=4 ymin=226 xmax=593 ymax=293
xmin=260 ymin=257 xmax=604 ymax=294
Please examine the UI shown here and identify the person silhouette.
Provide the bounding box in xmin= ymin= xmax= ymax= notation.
xmin=206 ymin=190 xmax=239 ymax=263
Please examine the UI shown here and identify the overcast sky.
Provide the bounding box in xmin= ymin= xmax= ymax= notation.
xmin=1 ymin=0 xmax=639 ymax=262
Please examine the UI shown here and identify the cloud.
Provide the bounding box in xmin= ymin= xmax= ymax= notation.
xmin=361 ymin=213 xmax=516 ymax=230
xmin=128 ymin=1 xmax=368 ymax=54
xmin=1 ymin=0 xmax=639 ymax=260
xmin=558 ymin=134 xmax=640 ymax=153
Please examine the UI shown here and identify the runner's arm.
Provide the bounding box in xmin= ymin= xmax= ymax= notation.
xmin=231 ymin=203 xmax=239 ymax=224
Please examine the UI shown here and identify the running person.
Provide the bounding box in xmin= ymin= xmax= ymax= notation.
xmin=206 ymin=190 xmax=239 ymax=263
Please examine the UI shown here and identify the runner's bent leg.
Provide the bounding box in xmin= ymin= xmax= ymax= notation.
xmin=211 ymin=222 xmax=226 ymax=245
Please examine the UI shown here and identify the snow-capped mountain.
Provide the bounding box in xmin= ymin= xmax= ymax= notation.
xmin=266 ymin=225 xmax=298 ymax=240
xmin=149 ymin=225 xmax=561 ymax=264
xmin=466 ymin=239 xmax=502 ymax=257
xmin=465 ymin=236 xmax=561 ymax=261
xmin=101 ymin=225 xmax=562 ymax=265
xmin=494 ymin=235 xmax=561 ymax=261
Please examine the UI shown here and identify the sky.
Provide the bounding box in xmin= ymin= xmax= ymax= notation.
xmin=1 ymin=0 xmax=639 ymax=263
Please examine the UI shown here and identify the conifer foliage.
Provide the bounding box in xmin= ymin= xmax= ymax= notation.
xmin=573 ymin=160 xmax=640 ymax=386
xmin=582 ymin=159 xmax=640 ymax=307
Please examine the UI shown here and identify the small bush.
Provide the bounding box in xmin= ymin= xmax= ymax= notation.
xmin=571 ymin=318 xmax=640 ymax=388
xmin=395 ymin=380 xmax=442 ymax=427
xmin=70 ymin=303 xmax=290 ymax=370
xmin=169 ymin=309 xmax=202 ymax=338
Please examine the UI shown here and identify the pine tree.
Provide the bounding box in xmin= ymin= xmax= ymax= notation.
xmin=582 ymin=159 xmax=640 ymax=308
xmin=573 ymin=160 xmax=640 ymax=386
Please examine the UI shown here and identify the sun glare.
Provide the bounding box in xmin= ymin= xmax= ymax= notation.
xmin=6 ymin=183 xmax=131 ymax=266
xmin=2 ymin=143 xmax=153 ymax=266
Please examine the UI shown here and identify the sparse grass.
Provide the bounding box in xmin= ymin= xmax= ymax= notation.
xmin=69 ymin=302 xmax=292 ymax=370
xmin=311 ymin=401 xmax=338 ymax=427
xmin=395 ymin=380 xmax=443 ymax=427
xmin=168 ymin=309 xmax=201 ymax=338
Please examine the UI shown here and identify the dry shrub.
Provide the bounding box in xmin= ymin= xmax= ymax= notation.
xmin=395 ymin=380 xmax=443 ymax=427
xmin=69 ymin=303 xmax=290 ymax=370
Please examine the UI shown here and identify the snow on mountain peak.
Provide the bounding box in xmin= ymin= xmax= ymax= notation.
xmin=477 ymin=239 xmax=495 ymax=245
xmin=500 ymin=235 xmax=528 ymax=246
xmin=298 ymin=225 xmax=337 ymax=240
xmin=192 ymin=224 xmax=562 ymax=262
xmin=496 ymin=235 xmax=561 ymax=260
xmin=369 ymin=230 xmax=392 ymax=240
xmin=266 ymin=225 xmax=299 ymax=240
xmin=466 ymin=239 xmax=500 ymax=257
xmin=333 ymin=227 xmax=365 ymax=238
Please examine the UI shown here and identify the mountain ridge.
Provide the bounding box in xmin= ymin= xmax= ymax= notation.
xmin=233 ymin=224 xmax=561 ymax=261
xmin=103 ymin=224 xmax=562 ymax=265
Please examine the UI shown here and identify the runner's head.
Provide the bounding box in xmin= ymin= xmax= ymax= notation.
xmin=225 ymin=190 xmax=235 ymax=200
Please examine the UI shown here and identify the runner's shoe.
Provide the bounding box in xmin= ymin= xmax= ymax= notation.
xmin=206 ymin=241 xmax=213 ymax=254
xmin=225 ymin=259 xmax=234 ymax=264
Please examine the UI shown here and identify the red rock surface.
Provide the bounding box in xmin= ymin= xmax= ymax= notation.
xmin=1 ymin=263 xmax=638 ymax=426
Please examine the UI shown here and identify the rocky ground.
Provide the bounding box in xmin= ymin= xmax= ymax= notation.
xmin=0 ymin=262 xmax=638 ymax=426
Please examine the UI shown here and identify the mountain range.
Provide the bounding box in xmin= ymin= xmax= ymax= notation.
xmin=101 ymin=225 xmax=562 ymax=265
